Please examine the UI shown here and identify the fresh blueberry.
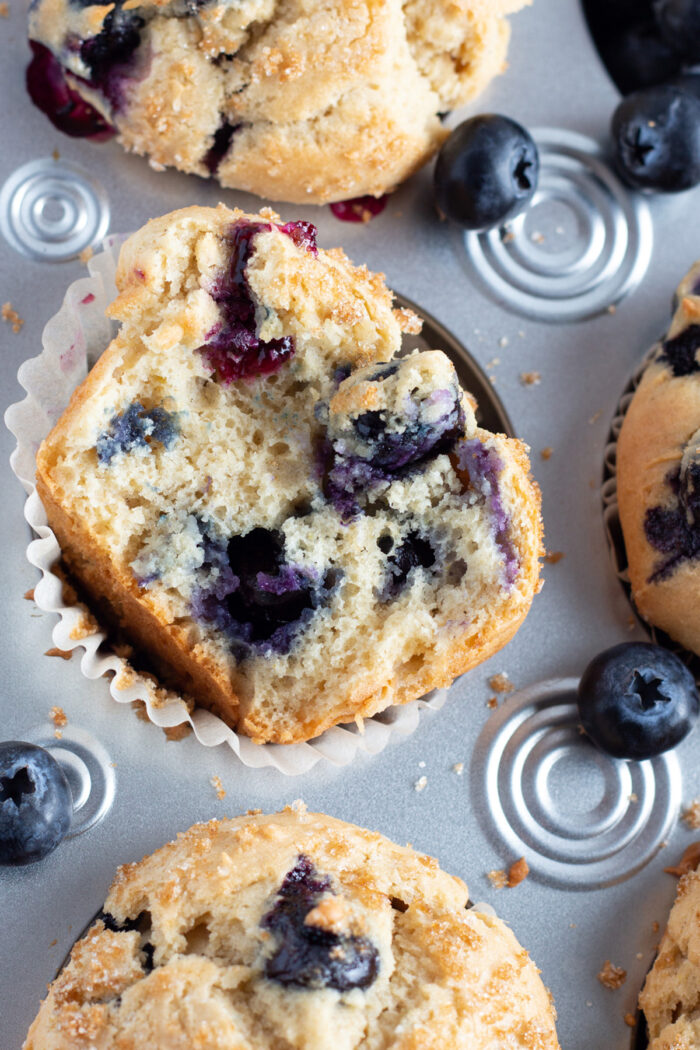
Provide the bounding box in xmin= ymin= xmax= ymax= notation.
xmin=612 ymin=85 xmax=700 ymax=192
xmin=654 ymin=0 xmax=700 ymax=62
xmin=602 ymin=20 xmax=682 ymax=95
xmin=577 ymin=642 xmax=699 ymax=759
xmin=433 ymin=115 xmax=539 ymax=231
xmin=0 ymin=742 xmax=72 ymax=865
xmin=261 ymin=855 xmax=379 ymax=991
xmin=668 ymin=73 xmax=700 ymax=103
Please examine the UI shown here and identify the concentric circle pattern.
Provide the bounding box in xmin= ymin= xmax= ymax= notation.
xmin=28 ymin=724 xmax=116 ymax=837
xmin=473 ymin=679 xmax=681 ymax=888
xmin=0 ymin=158 xmax=109 ymax=261
xmin=458 ymin=129 xmax=653 ymax=322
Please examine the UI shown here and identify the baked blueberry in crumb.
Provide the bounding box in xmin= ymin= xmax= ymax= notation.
xmin=192 ymin=527 xmax=337 ymax=658
xmin=457 ymin=439 xmax=519 ymax=586
xmin=261 ymin=855 xmax=379 ymax=991
xmin=658 ymin=324 xmax=700 ymax=375
xmin=96 ymin=910 xmax=155 ymax=971
xmin=644 ymin=444 xmax=700 ymax=579
xmin=0 ymin=742 xmax=72 ymax=865
xmin=199 ymin=221 xmax=317 ymax=383
xmin=381 ymin=531 xmax=436 ymax=601
xmin=203 ymin=121 xmax=239 ymax=175
xmin=96 ymin=402 xmax=179 ymax=464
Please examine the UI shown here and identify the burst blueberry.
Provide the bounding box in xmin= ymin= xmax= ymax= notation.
xmin=96 ymin=402 xmax=179 ymax=464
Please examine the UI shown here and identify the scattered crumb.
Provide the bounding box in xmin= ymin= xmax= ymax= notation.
xmin=414 ymin=775 xmax=428 ymax=793
xmin=0 ymin=4 xmax=9 ymax=17
xmin=589 ymin=410 xmax=602 ymax=424
xmin=79 ymin=245 xmax=94 ymax=264
xmin=487 ymin=696 xmax=498 ymax=709
xmin=50 ymin=706 xmax=67 ymax=728
xmin=488 ymin=374 xmax=496 ymax=385
xmin=452 ymin=762 xmax=464 ymax=775
xmin=501 ymin=230 xmax=515 ymax=244
xmin=607 ymin=304 xmax=617 ymax=315
xmin=211 ymin=774 xmax=226 ymax=801
xmin=163 ymin=723 xmax=192 ymax=742
xmin=418 ymin=761 xmax=426 ymax=769
xmin=131 ymin=699 xmax=150 ymax=723
xmin=636 ymin=953 xmax=643 ymax=959
xmin=598 ymin=961 xmax=627 ymax=990
xmin=624 ymin=1014 xmax=636 ymax=1029
xmin=569 ymin=923 xmax=577 ymax=929
xmin=486 ymin=357 xmax=500 ymax=369
xmin=628 ymin=793 xmax=638 ymax=803
xmin=54 ymin=730 xmax=63 ymax=740
xmin=652 ymin=921 xmax=659 ymax=933
xmin=49 ymin=938 xmax=57 ymax=948
xmin=544 ymin=551 xmax=564 ymax=564
xmin=540 ymin=447 xmax=553 ymax=461
xmin=518 ymin=330 xmax=525 ymax=338
xmin=520 ymin=371 xmax=541 ymax=386
xmin=498 ymin=336 xmax=509 ymax=349
xmin=395 ymin=308 xmax=422 ymax=335
xmin=488 ymin=868 xmax=508 ymax=889
xmin=530 ymin=231 xmax=545 ymax=244
xmin=52 ymin=147 xmax=60 ymax=161
xmin=628 ymin=615 xmax=637 ymax=631
xmin=489 ymin=673 xmax=514 ymax=694
xmin=24 ymin=588 xmax=35 ymax=601
xmin=682 ymin=799 xmax=700 ymax=830
xmin=2 ymin=302 xmax=24 ymax=333
xmin=664 ymin=841 xmax=700 ymax=877
xmin=44 ymin=647 xmax=72 ymax=661
xmin=507 ymin=857 xmax=529 ymax=887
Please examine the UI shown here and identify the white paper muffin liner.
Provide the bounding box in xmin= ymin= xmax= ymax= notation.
xmin=5 ymin=236 xmax=447 ymax=776
xmin=601 ymin=343 xmax=700 ymax=682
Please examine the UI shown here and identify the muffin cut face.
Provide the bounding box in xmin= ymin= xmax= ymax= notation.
xmin=616 ymin=261 xmax=700 ymax=657
xmin=27 ymin=0 xmax=529 ymax=204
xmin=23 ymin=807 xmax=561 ymax=1050
xmin=35 ymin=204 xmax=543 ymax=744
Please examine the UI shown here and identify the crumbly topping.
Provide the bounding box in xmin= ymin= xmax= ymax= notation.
xmin=597 ymin=960 xmax=627 ymax=990
xmin=2 ymin=301 xmax=23 ymax=333
xmin=488 ymin=673 xmax=514 ymax=694
xmin=507 ymin=857 xmax=529 ymax=888
xmin=664 ymin=841 xmax=700 ymax=877
xmin=394 ymin=307 xmax=422 ymax=335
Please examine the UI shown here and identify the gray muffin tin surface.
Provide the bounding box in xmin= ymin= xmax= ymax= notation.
xmin=2 ymin=0 xmax=700 ymax=1047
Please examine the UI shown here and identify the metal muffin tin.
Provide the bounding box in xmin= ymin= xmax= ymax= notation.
xmin=1 ymin=0 xmax=699 ymax=1047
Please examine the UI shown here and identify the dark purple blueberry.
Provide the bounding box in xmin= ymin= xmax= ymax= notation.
xmin=433 ymin=115 xmax=539 ymax=231
xmin=658 ymin=324 xmax=700 ymax=376
xmin=96 ymin=401 xmax=179 ymax=464
xmin=277 ymin=220 xmax=318 ymax=256
xmin=261 ymin=856 xmax=379 ymax=992
xmin=0 ymin=742 xmax=72 ymax=865
xmin=612 ymin=85 xmax=700 ymax=192
xmin=330 ymin=196 xmax=388 ymax=223
xmin=654 ymin=0 xmax=700 ymax=62
xmin=79 ymin=9 xmax=144 ymax=89
xmin=680 ymin=435 xmax=700 ymax=526
xmin=381 ymin=532 xmax=436 ymax=600
xmin=203 ymin=121 xmax=238 ymax=175
xmin=26 ymin=42 xmax=115 ymax=139
xmin=600 ymin=20 xmax=681 ymax=95
xmin=668 ymin=73 xmax=700 ymax=103
xmin=577 ymin=642 xmax=699 ymax=759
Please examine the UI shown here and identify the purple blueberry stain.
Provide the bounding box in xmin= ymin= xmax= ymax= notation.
xmin=644 ymin=462 xmax=700 ymax=581
xmin=96 ymin=402 xmax=179 ymax=464
xmin=199 ymin=220 xmax=317 ymax=384
xmin=203 ymin=120 xmax=239 ymax=175
xmin=96 ymin=910 xmax=155 ymax=972
xmin=457 ymin=439 xmax=519 ymax=586
xmin=658 ymin=324 xmax=700 ymax=376
xmin=261 ymin=855 xmax=379 ymax=991
xmin=26 ymin=41 xmax=116 ymax=139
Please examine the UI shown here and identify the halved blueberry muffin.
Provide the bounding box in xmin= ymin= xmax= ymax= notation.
xmin=26 ymin=0 xmax=528 ymax=204
xmin=24 ymin=807 xmax=560 ymax=1050
xmin=616 ymin=262 xmax=700 ymax=657
xmin=35 ymin=204 xmax=542 ymax=744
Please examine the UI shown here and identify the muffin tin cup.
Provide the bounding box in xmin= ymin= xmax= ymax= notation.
xmin=5 ymin=237 xmax=453 ymax=775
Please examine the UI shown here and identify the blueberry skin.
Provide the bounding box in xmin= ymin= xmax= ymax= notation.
xmin=577 ymin=643 xmax=699 ymax=760
xmin=0 ymin=742 xmax=72 ymax=865
xmin=433 ymin=115 xmax=539 ymax=231
xmin=612 ymin=85 xmax=700 ymax=192
xmin=654 ymin=0 xmax=700 ymax=63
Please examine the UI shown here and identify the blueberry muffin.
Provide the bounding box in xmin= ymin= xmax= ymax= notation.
xmin=35 ymin=204 xmax=543 ymax=744
xmin=24 ymin=806 xmax=560 ymax=1050
xmin=639 ymin=863 xmax=700 ymax=1049
xmin=26 ymin=0 xmax=528 ymax=205
xmin=616 ymin=261 xmax=700 ymax=657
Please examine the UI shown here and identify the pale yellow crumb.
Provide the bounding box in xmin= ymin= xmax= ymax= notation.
xmin=414 ymin=775 xmax=427 ymax=793
xmin=488 ymin=673 xmax=514 ymax=694
xmin=211 ymin=774 xmax=226 ymax=801
xmin=488 ymin=868 xmax=508 ymax=889
xmin=597 ymin=961 xmax=627 ymax=990
xmin=520 ymin=371 xmax=541 ymax=386
xmin=682 ymin=798 xmax=700 ymax=829
xmin=452 ymin=762 xmax=464 ymax=775
xmin=540 ymin=447 xmax=553 ymax=460
xmin=49 ymin=705 xmax=67 ymax=728
xmin=79 ymin=246 xmax=94 ymax=264
xmin=2 ymin=301 xmax=23 ymax=333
